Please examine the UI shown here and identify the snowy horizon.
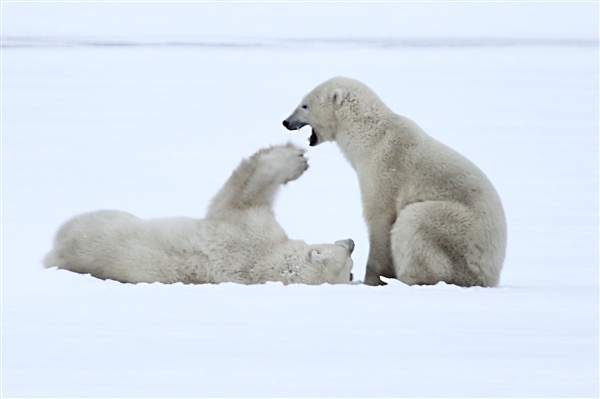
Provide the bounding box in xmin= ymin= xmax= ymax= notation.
xmin=3 ymin=36 xmax=598 ymax=49
xmin=3 ymin=2 xmax=598 ymax=41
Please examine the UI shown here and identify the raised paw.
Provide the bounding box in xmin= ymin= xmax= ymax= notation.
xmin=257 ymin=143 xmax=309 ymax=184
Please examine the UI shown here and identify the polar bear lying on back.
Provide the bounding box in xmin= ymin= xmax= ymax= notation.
xmin=283 ymin=77 xmax=506 ymax=287
xmin=44 ymin=143 xmax=354 ymax=285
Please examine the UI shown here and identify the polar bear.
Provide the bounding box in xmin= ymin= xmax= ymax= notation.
xmin=283 ymin=77 xmax=506 ymax=287
xmin=44 ymin=143 xmax=355 ymax=285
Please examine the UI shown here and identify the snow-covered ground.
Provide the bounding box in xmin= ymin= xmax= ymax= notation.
xmin=2 ymin=3 xmax=598 ymax=398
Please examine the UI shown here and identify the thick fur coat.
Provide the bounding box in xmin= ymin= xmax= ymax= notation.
xmin=44 ymin=144 xmax=354 ymax=285
xmin=283 ymin=77 xmax=506 ymax=287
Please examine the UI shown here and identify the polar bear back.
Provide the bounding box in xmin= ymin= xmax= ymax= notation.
xmin=44 ymin=210 xmax=212 ymax=283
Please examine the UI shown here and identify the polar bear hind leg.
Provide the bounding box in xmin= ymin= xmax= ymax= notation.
xmin=391 ymin=201 xmax=487 ymax=287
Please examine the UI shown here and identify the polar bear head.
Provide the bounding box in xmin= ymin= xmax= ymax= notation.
xmin=280 ymin=238 xmax=355 ymax=285
xmin=309 ymin=239 xmax=355 ymax=284
xmin=282 ymin=76 xmax=386 ymax=147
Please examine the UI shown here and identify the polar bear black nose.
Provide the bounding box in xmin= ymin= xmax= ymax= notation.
xmin=282 ymin=119 xmax=308 ymax=131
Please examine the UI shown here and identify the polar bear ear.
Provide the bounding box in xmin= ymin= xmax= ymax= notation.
xmin=331 ymin=88 xmax=346 ymax=107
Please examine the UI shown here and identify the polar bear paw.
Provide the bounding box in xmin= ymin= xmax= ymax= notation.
xmin=258 ymin=143 xmax=308 ymax=184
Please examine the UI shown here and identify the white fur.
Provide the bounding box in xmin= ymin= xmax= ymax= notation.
xmin=284 ymin=77 xmax=507 ymax=287
xmin=44 ymin=143 xmax=354 ymax=285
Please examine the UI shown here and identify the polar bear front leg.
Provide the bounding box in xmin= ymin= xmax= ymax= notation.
xmin=257 ymin=143 xmax=309 ymax=185
xmin=207 ymin=143 xmax=308 ymax=218
xmin=363 ymin=213 xmax=396 ymax=286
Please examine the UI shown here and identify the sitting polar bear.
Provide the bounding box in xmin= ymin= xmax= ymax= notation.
xmin=44 ymin=143 xmax=355 ymax=285
xmin=283 ymin=77 xmax=506 ymax=287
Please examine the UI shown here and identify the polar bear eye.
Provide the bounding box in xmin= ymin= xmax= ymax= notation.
xmin=301 ymin=104 xmax=308 ymax=110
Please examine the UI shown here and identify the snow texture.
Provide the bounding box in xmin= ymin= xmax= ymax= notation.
xmin=2 ymin=2 xmax=598 ymax=398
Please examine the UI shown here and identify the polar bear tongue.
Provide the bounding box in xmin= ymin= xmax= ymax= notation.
xmin=309 ymin=129 xmax=319 ymax=146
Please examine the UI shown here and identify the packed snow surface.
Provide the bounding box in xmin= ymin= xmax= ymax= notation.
xmin=2 ymin=2 xmax=598 ymax=398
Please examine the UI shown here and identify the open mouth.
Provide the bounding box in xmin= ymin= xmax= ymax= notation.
xmin=309 ymin=128 xmax=319 ymax=147
xmin=283 ymin=119 xmax=319 ymax=146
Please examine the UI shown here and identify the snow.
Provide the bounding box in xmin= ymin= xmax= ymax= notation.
xmin=2 ymin=2 xmax=598 ymax=398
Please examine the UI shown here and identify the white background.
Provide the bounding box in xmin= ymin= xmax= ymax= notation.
xmin=2 ymin=2 xmax=598 ymax=398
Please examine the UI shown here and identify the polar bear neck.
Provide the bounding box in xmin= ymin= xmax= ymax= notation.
xmin=334 ymin=96 xmax=412 ymax=169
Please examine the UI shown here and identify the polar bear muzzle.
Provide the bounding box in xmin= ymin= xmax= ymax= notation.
xmin=282 ymin=119 xmax=320 ymax=147
xmin=335 ymin=238 xmax=355 ymax=254
xmin=282 ymin=119 xmax=306 ymax=130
